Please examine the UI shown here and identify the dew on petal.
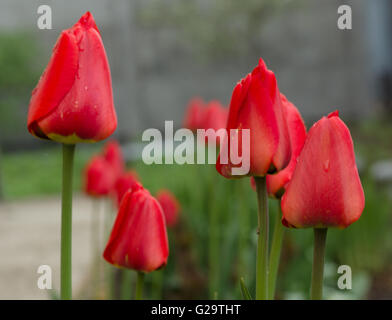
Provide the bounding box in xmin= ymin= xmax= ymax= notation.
xmin=323 ymin=159 xmax=330 ymax=172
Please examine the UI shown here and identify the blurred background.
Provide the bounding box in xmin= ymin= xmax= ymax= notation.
xmin=0 ymin=0 xmax=391 ymax=299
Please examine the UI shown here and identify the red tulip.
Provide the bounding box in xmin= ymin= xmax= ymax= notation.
xmin=156 ymin=190 xmax=181 ymax=227
xmin=203 ymin=100 xmax=228 ymax=131
xmin=113 ymin=170 xmax=140 ymax=207
xmin=183 ymin=97 xmax=205 ymax=131
xmin=103 ymin=140 xmax=125 ymax=179
xmin=103 ymin=187 xmax=169 ymax=272
xmin=266 ymin=94 xmax=307 ymax=198
xmin=27 ymin=12 xmax=117 ymax=144
xmin=216 ymin=58 xmax=291 ymax=178
xmin=281 ymin=111 xmax=365 ymax=228
xmin=250 ymin=94 xmax=306 ymax=196
xmin=84 ymin=155 xmax=115 ymax=197
xmin=201 ymin=100 xmax=228 ymax=145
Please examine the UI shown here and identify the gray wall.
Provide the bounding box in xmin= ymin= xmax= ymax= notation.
xmin=0 ymin=0 xmax=384 ymax=146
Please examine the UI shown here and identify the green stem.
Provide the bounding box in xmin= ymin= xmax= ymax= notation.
xmin=237 ymin=179 xmax=250 ymax=278
xmin=311 ymin=228 xmax=328 ymax=300
xmin=151 ymin=270 xmax=163 ymax=300
xmin=121 ymin=270 xmax=133 ymax=300
xmin=60 ymin=143 xmax=75 ymax=300
xmin=135 ymin=272 xmax=145 ymax=300
xmin=254 ymin=177 xmax=269 ymax=300
xmin=268 ymin=203 xmax=285 ymax=299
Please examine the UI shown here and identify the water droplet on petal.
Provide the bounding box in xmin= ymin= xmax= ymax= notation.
xmin=323 ymin=159 xmax=330 ymax=172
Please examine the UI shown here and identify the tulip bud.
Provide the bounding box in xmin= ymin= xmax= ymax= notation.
xmin=183 ymin=97 xmax=205 ymax=131
xmin=113 ymin=170 xmax=140 ymax=208
xmin=216 ymin=58 xmax=291 ymax=178
xmin=201 ymin=100 xmax=228 ymax=146
xmin=103 ymin=140 xmax=125 ymax=179
xmin=203 ymin=100 xmax=228 ymax=132
xmin=103 ymin=187 xmax=169 ymax=272
xmin=156 ymin=190 xmax=181 ymax=227
xmin=27 ymin=12 xmax=117 ymax=144
xmin=281 ymin=111 xmax=365 ymax=228
xmin=84 ymin=155 xmax=115 ymax=197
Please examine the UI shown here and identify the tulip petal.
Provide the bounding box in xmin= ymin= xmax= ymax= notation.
xmin=266 ymin=94 xmax=307 ymax=198
xmin=27 ymin=31 xmax=79 ymax=137
xmin=281 ymin=112 xmax=365 ymax=228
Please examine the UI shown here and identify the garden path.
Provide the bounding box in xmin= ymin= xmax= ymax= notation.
xmin=0 ymin=194 xmax=107 ymax=299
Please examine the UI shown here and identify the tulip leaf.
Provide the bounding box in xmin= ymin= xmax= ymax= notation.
xmin=240 ymin=277 xmax=253 ymax=300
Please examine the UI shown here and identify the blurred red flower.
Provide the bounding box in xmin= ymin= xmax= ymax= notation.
xmin=84 ymin=155 xmax=115 ymax=197
xmin=202 ymin=100 xmax=228 ymax=146
xmin=203 ymin=100 xmax=228 ymax=132
xmin=183 ymin=98 xmax=227 ymax=132
xmin=113 ymin=170 xmax=140 ymax=208
xmin=103 ymin=140 xmax=125 ymax=179
xmin=183 ymin=97 xmax=205 ymax=131
xmin=156 ymin=190 xmax=181 ymax=227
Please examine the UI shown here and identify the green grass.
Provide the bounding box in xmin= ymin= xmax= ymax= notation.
xmin=1 ymin=144 xmax=100 ymax=199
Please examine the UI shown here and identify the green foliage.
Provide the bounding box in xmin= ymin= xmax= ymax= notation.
xmin=1 ymin=143 xmax=391 ymax=299
xmin=240 ymin=277 xmax=253 ymax=300
xmin=279 ymin=175 xmax=391 ymax=299
xmin=0 ymin=32 xmax=39 ymax=89
xmin=1 ymin=145 xmax=100 ymax=199
xmin=353 ymin=117 xmax=392 ymax=162
xmin=0 ymin=32 xmax=40 ymax=139
xmin=329 ymin=176 xmax=392 ymax=272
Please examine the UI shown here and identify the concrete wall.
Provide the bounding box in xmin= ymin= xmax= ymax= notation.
xmin=0 ymin=0 xmax=383 ymax=146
